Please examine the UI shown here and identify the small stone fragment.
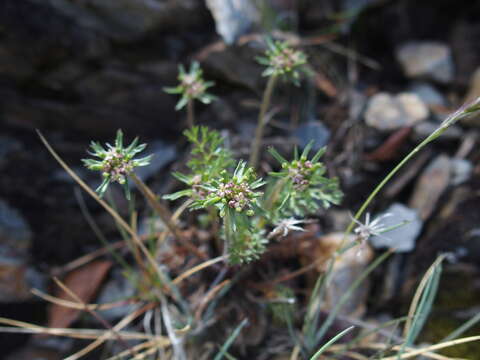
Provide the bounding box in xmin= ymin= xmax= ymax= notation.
xmin=409 ymin=155 xmax=452 ymax=220
xmin=451 ymin=158 xmax=473 ymax=186
xmin=409 ymin=82 xmax=447 ymax=107
xmin=370 ymin=203 xmax=422 ymax=252
xmin=396 ymin=42 xmax=454 ymax=83
xmin=315 ymin=233 xmax=374 ymax=317
xmin=365 ymin=92 xmax=429 ymax=131
xmin=205 ymin=0 xmax=259 ymax=44
xmin=294 ymin=121 xmax=331 ymax=151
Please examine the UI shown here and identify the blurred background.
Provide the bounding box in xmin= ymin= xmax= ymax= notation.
xmin=1 ymin=0 xmax=480 ymax=358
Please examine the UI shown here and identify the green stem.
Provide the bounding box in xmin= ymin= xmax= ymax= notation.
xmin=249 ymin=75 xmax=278 ymax=169
xmin=344 ymin=99 xmax=478 ymax=237
xmin=187 ymin=99 xmax=195 ymax=128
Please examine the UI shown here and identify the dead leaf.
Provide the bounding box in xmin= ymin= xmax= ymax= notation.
xmin=46 ymin=260 xmax=113 ymax=330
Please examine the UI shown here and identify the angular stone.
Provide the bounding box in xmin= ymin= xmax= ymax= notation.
xmin=396 ymin=42 xmax=454 ymax=83
xmin=409 ymin=155 xmax=452 ymax=220
xmin=315 ymin=233 xmax=374 ymax=317
xmin=206 ymin=0 xmax=259 ymax=44
xmin=370 ymin=203 xmax=422 ymax=252
xmin=365 ymin=92 xmax=429 ymax=131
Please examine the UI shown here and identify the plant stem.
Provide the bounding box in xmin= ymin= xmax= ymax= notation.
xmin=130 ymin=173 xmax=182 ymax=240
xmin=344 ymin=97 xmax=480 ymax=237
xmin=249 ymin=75 xmax=278 ymax=169
xmin=187 ymin=99 xmax=195 ymax=128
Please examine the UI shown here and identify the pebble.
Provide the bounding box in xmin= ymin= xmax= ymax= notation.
xmin=451 ymin=158 xmax=473 ymax=186
xmin=365 ymin=92 xmax=429 ymax=131
xmin=412 ymin=121 xmax=463 ymax=141
xmin=408 ymin=155 xmax=452 ymax=220
xmin=370 ymin=203 xmax=422 ymax=252
xmin=133 ymin=140 xmax=177 ymax=182
xmin=293 ymin=121 xmax=331 ymax=151
xmin=315 ymin=233 xmax=374 ymax=317
xmin=205 ymin=0 xmax=259 ymax=44
xmin=396 ymin=42 xmax=454 ymax=83
xmin=409 ymin=82 xmax=447 ymax=107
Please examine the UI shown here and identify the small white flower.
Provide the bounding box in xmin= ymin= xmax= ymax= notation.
xmin=352 ymin=212 xmax=392 ymax=242
xmin=268 ymin=218 xmax=312 ymax=239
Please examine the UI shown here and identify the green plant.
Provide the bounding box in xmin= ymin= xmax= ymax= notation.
xmin=164 ymin=61 xmax=216 ymax=128
xmin=164 ymin=126 xmax=341 ymax=264
xmin=250 ymin=37 xmax=309 ymax=168
xmin=82 ymin=129 xmax=152 ymax=200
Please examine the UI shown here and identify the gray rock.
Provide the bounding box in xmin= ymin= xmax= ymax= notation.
xmin=365 ymin=92 xmax=429 ymax=131
xmin=294 ymin=121 xmax=331 ymax=151
xmin=0 ymin=200 xmax=32 ymax=256
xmin=409 ymin=82 xmax=447 ymax=107
xmin=396 ymin=42 xmax=454 ymax=83
xmin=409 ymin=155 xmax=452 ymax=221
xmin=206 ymin=0 xmax=259 ymax=45
xmin=133 ymin=140 xmax=176 ymax=182
xmin=451 ymin=158 xmax=473 ymax=186
xmin=96 ymin=269 xmax=137 ymax=321
xmin=370 ymin=203 xmax=422 ymax=252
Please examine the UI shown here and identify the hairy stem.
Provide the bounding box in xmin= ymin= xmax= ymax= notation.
xmin=249 ymin=75 xmax=278 ymax=169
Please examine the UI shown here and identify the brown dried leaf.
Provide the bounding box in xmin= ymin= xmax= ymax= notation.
xmin=46 ymin=260 xmax=113 ymax=329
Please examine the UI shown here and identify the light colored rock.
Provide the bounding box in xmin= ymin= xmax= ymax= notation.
xmin=409 ymin=155 xmax=452 ymax=220
xmin=315 ymin=233 xmax=374 ymax=317
xmin=451 ymin=158 xmax=473 ymax=186
xmin=396 ymin=42 xmax=454 ymax=83
xmin=370 ymin=203 xmax=422 ymax=252
xmin=206 ymin=0 xmax=259 ymax=44
xmin=365 ymin=92 xmax=429 ymax=131
xmin=409 ymin=82 xmax=447 ymax=107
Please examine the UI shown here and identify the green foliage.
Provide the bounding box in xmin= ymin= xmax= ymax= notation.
xmin=82 ymin=129 xmax=152 ymax=199
xmin=164 ymin=128 xmax=342 ymax=264
xmin=164 ymin=61 xmax=216 ymax=110
xmin=268 ymin=142 xmax=343 ymax=219
xmin=257 ymin=37 xmax=308 ymax=85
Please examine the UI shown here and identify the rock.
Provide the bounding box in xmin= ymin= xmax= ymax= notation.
xmin=206 ymin=0 xmax=259 ymax=45
xmin=293 ymin=121 xmax=331 ymax=151
xmin=396 ymin=42 xmax=454 ymax=83
xmin=370 ymin=203 xmax=422 ymax=252
xmin=133 ymin=140 xmax=177 ymax=182
xmin=0 ymin=200 xmax=32 ymax=256
xmin=365 ymin=92 xmax=429 ymax=131
xmin=96 ymin=269 xmax=137 ymax=322
xmin=314 ymin=233 xmax=374 ymax=317
xmin=200 ymin=44 xmax=263 ymax=91
xmin=5 ymin=345 xmax=62 ymax=360
xmin=451 ymin=158 xmax=473 ymax=186
xmin=409 ymin=82 xmax=447 ymax=107
xmin=408 ymin=155 xmax=452 ymax=221
xmin=0 ymin=200 xmax=46 ymax=303
xmin=0 ymin=136 xmax=22 ymax=169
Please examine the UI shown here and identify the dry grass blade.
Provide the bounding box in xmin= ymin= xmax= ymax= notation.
xmin=64 ymin=303 xmax=164 ymax=360
xmin=31 ymin=288 xmax=134 ymax=311
xmin=105 ymin=340 xmax=163 ymax=360
xmin=37 ymin=131 xmax=171 ymax=294
xmin=172 ymin=255 xmax=226 ymax=285
xmin=404 ymin=255 xmax=445 ymax=337
xmin=194 ymin=279 xmax=230 ymax=321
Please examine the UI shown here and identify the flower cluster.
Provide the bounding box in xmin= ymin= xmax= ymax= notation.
xmin=191 ymin=161 xmax=264 ymax=218
xmin=257 ymin=38 xmax=307 ymax=85
xmin=82 ymin=130 xmax=151 ymax=199
xmin=164 ymin=61 xmax=216 ymax=110
xmin=268 ymin=142 xmax=343 ymax=218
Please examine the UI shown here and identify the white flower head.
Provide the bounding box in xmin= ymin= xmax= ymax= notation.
xmin=268 ymin=218 xmax=313 ymax=239
xmin=352 ymin=212 xmax=392 ymax=242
